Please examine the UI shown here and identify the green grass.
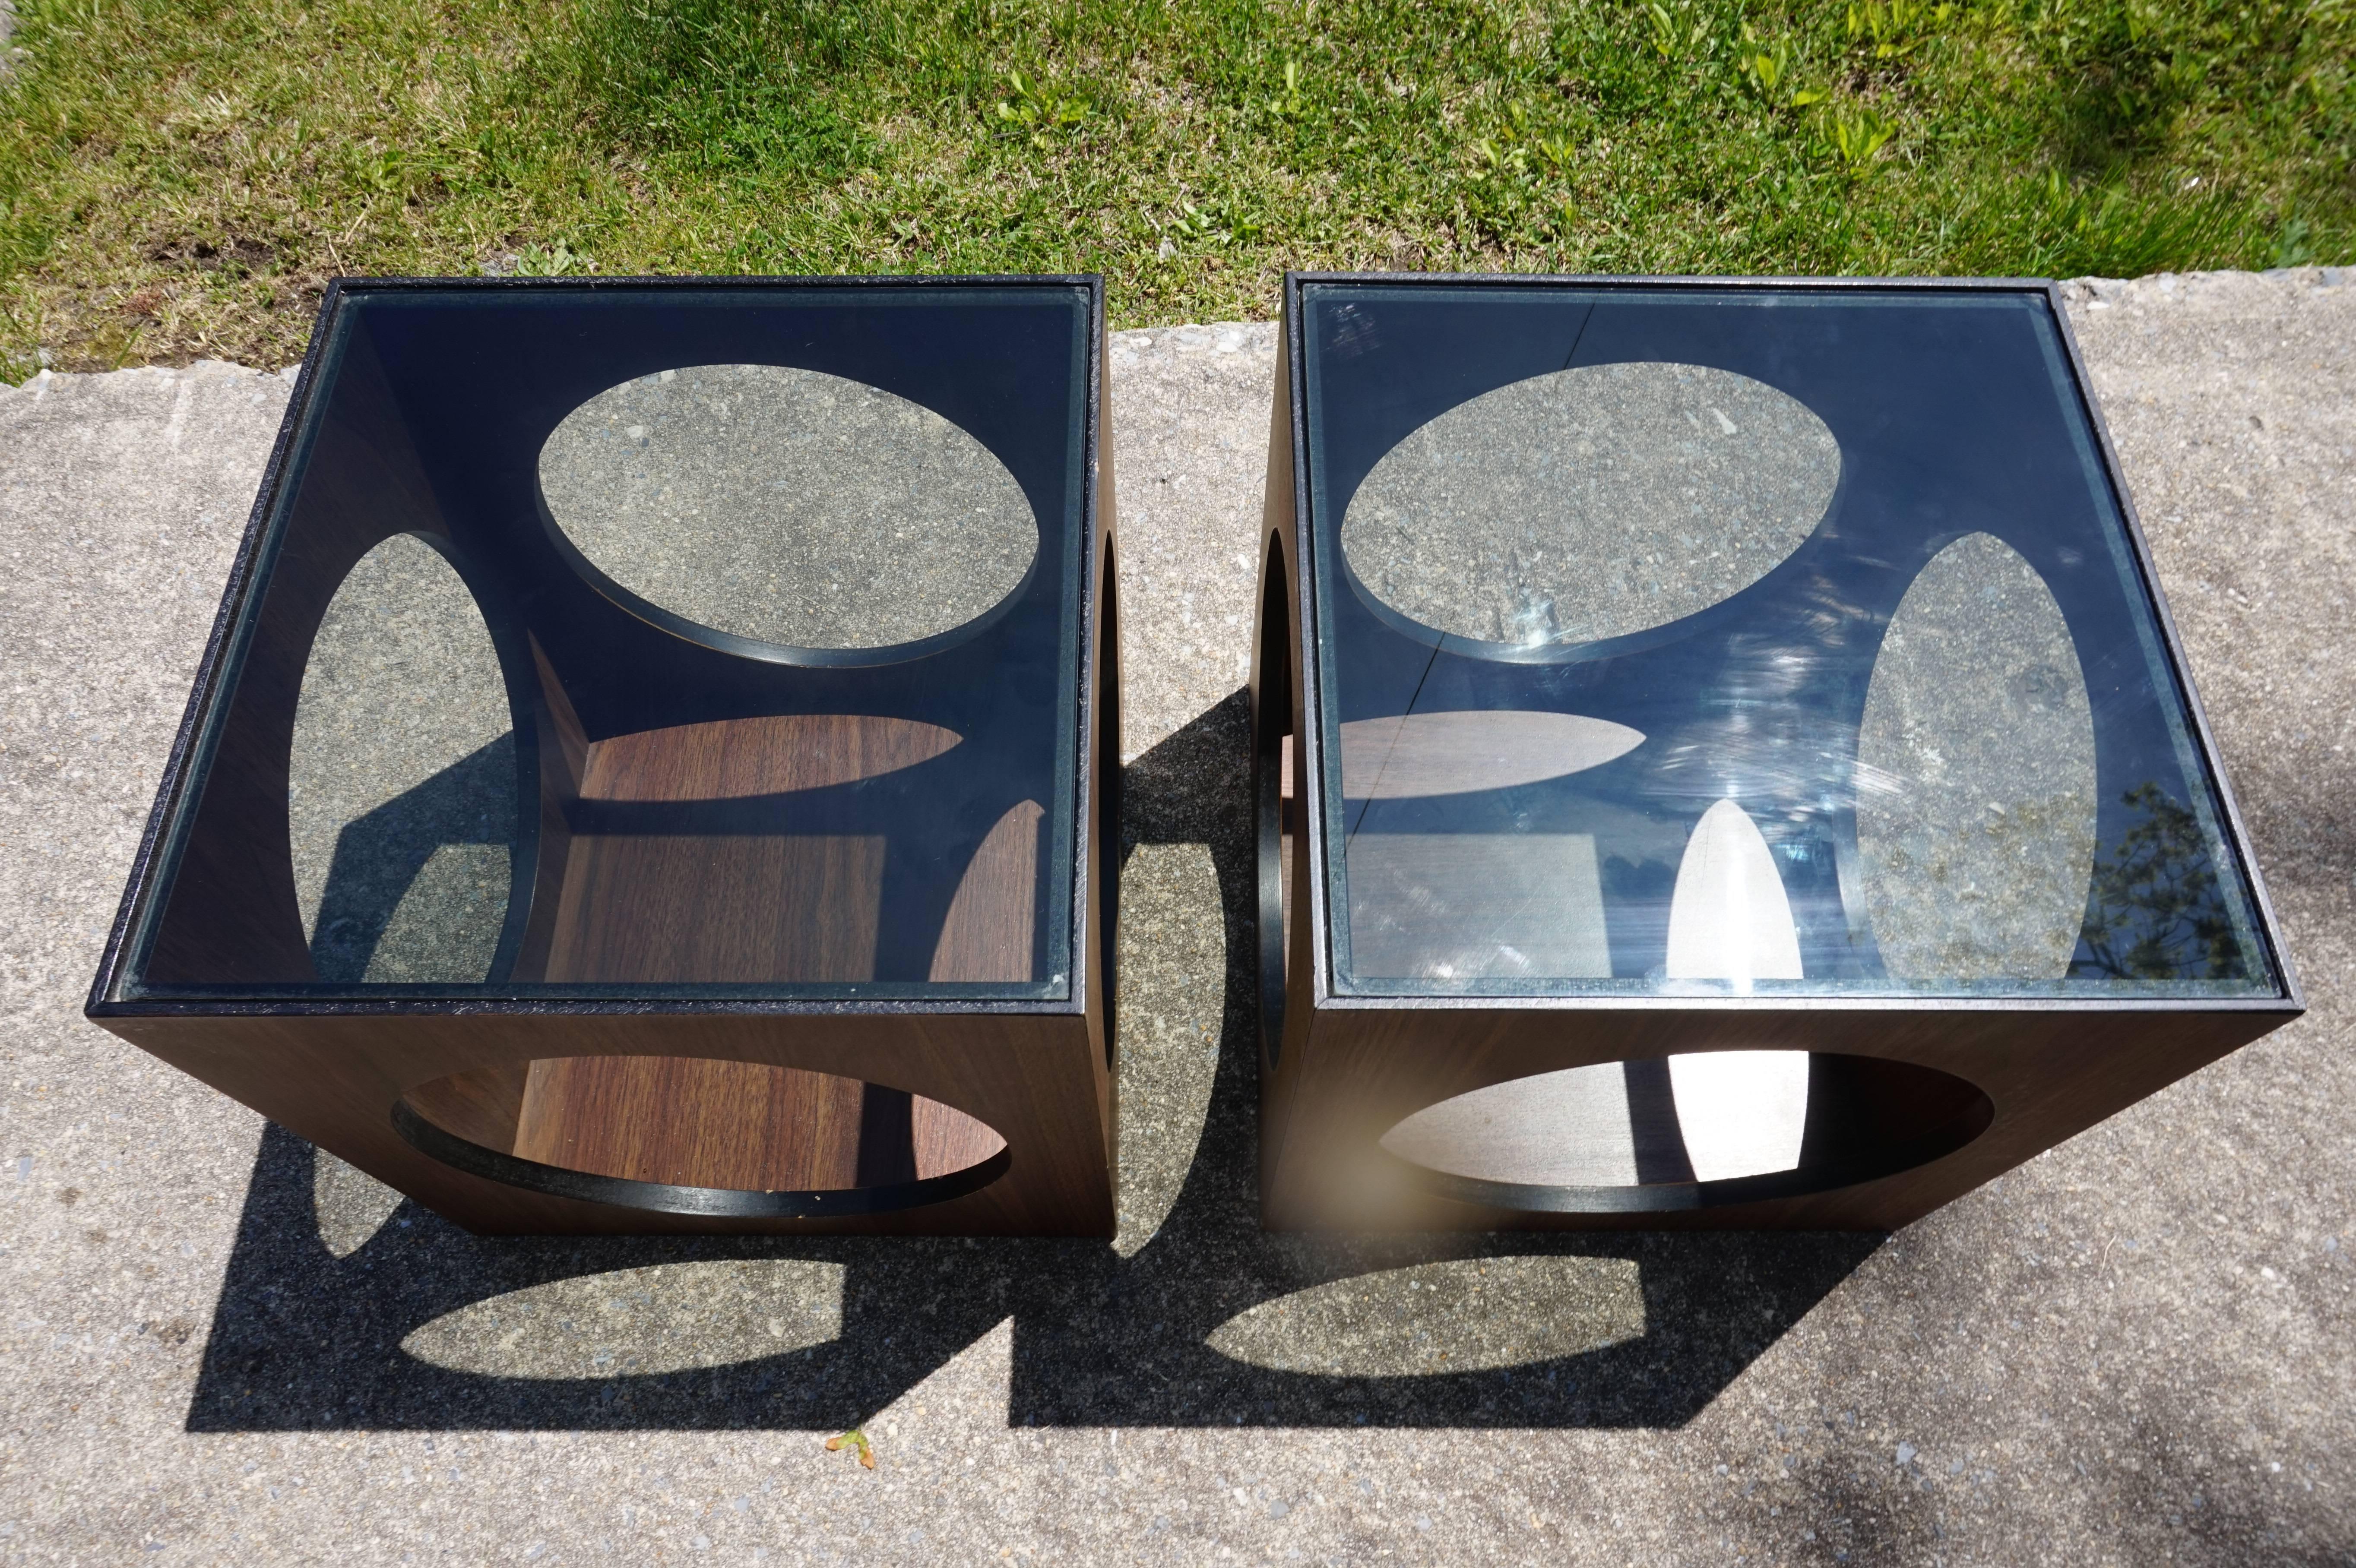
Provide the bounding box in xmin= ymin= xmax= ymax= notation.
xmin=0 ymin=0 xmax=2350 ymax=377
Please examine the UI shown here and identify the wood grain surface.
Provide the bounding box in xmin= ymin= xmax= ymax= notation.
xmin=494 ymin=1055 xmax=1001 ymax=1191
xmin=929 ymin=799 xmax=1043 ymax=982
xmin=580 ymin=714 xmax=960 ymax=800
xmin=543 ymin=832 xmax=887 ymax=983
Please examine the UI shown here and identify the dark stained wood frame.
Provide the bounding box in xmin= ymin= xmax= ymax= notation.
xmin=1253 ymin=272 xmax=2305 ymax=1233
xmin=86 ymin=274 xmax=1119 ymax=1238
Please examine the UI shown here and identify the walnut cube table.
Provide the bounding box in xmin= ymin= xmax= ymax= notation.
xmin=87 ymin=275 xmax=1120 ymax=1236
xmin=1253 ymin=274 xmax=2301 ymax=1231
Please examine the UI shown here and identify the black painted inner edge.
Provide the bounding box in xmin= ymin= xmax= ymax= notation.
xmin=390 ymin=1099 xmax=1013 ymax=1219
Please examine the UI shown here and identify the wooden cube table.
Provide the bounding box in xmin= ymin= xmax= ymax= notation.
xmin=1253 ymin=274 xmax=2302 ymax=1231
xmin=88 ymin=275 xmax=1119 ymax=1236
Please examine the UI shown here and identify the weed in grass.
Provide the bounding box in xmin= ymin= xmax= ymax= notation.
xmin=510 ymin=241 xmax=597 ymax=277
xmin=0 ymin=0 xmax=2348 ymax=374
xmin=1822 ymin=106 xmax=1900 ymax=174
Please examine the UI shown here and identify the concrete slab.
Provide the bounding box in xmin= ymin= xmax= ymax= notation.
xmin=1 ymin=274 xmax=2351 ymax=1564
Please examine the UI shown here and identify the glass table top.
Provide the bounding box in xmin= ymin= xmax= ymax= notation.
xmin=1297 ymin=280 xmax=2282 ymax=1000
xmin=113 ymin=280 xmax=1095 ymax=1002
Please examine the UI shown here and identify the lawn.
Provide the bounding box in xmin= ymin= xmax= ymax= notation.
xmin=0 ymin=0 xmax=2349 ymax=377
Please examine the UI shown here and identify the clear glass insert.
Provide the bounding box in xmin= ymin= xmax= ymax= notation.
xmin=1299 ymin=281 xmax=2280 ymax=999
xmin=118 ymin=283 xmax=1092 ymax=1001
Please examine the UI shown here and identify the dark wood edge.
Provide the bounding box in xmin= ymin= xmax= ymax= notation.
xmin=1300 ymin=994 xmax=2305 ymax=1017
xmin=313 ymin=273 xmax=1105 ymax=295
xmin=1279 ymin=276 xmax=1337 ymax=1015
xmin=85 ymin=292 xmax=345 ymax=1017
xmin=1282 ymin=271 xmax=2055 ymax=291
xmin=390 ymin=1099 xmax=1015 ymax=1219
xmin=1067 ymin=274 xmax=1110 ymax=1025
xmin=86 ymin=274 xmax=1111 ymax=1023
xmin=1274 ymin=270 xmax=2302 ymax=1018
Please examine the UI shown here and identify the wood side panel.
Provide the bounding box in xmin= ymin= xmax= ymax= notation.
xmin=93 ymin=1008 xmax=1115 ymax=1236
xmin=914 ymin=1092 xmax=1010 ymax=1180
xmin=404 ymin=1063 xmax=527 ymax=1151
xmin=541 ymin=715 xmax=980 ymax=984
xmin=532 ymin=637 xmax=590 ymax=796
xmin=513 ymin=1056 xmax=866 ymax=1190
xmin=929 ymin=800 xmax=1043 ymax=982
xmin=412 ymin=1053 xmax=1013 ymax=1194
xmin=510 ymin=636 xmax=585 ymax=983
xmin=544 ymin=835 xmax=885 ymax=983
xmin=1262 ymin=999 xmax=2293 ymax=1231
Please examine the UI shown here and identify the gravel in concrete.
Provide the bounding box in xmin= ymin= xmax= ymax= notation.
xmin=0 ymin=275 xmax=2351 ymax=1564
xmin=1107 ymin=322 xmax=1276 ymax=759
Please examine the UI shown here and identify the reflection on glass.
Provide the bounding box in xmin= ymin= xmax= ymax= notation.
xmin=1205 ymin=1256 xmax=1645 ymax=1375
xmin=2075 ymin=782 xmax=2249 ymax=980
xmin=539 ymin=364 xmax=1038 ymax=653
xmin=1346 ymin=833 xmax=1611 ymax=981
xmin=542 ymin=714 xmax=1006 ymax=986
xmin=1856 ymin=532 xmax=2096 ymax=980
xmin=1664 ymin=798 xmax=1802 ymax=986
xmin=1341 ymin=361 xmax=1839 ymax=650
xmin=1339 ymin=710 xmax=1643 ymax=798
xmin=1303 ymin=282 xmax=2277 ymax=999
xmin=290 ymin=534 xmax=515 ymax=983
xmin=1338 ymin=711 xmax=1635 ymax=981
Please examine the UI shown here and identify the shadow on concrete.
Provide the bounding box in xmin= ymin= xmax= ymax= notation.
xmin=186 ymin=695 xmax=1880 ymax=1433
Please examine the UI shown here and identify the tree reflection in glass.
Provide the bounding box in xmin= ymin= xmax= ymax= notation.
xmin=2073 ymin=782 xmax=2250 ymax=982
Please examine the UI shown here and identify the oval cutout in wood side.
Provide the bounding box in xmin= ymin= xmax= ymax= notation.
xmin=1337 ymin=710 xmax=1644 ymax=799
xmin=1342 ymin=362 xmax=1839 ymax=651
xmin=1379 ymin=1053 xmax=1991 ymax=1214
xmin=539 ymin=364 xmax=1038 ymax=655
xmin=1856 ymin=532 xmax=2097 ymax=981
xmin=400 ymin=1057 xmax=1008 ymax=1214
xmin=289 ymin=533 xmax=516 ymax=984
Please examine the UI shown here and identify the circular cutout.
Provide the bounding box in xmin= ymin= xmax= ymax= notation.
xmin=1857 ymin=532 xmax=2097 ymax=981
xmin=397 ymin=1056 xmax=1009 ymax=1218
xmin=538 ymin=365 xmax=1038 ymax=659
xmin=1341 ymin=362 xmax=1840 ymax=653
xmin=1379 ymin=1052 xmax=1989 ymax=1213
